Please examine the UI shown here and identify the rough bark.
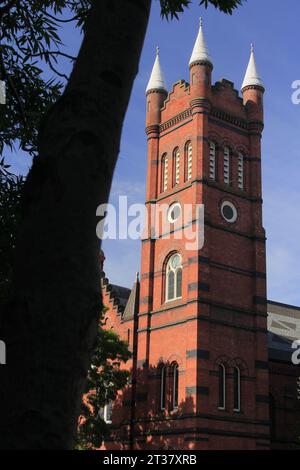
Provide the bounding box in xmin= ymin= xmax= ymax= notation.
xmin=0 ymin=0 xmax=151 ymax=449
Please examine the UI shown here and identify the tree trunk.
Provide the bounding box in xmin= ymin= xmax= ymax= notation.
xmin=0 ymin=0 xmax=151 ymax=449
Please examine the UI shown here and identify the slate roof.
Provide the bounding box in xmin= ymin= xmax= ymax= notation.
xmin=101 ymin=271 xmax=139 ymax=320
xmin=267 ymin=300 xmax=300 ymax=363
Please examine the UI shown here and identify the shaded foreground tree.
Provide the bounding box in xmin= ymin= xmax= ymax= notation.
xmin=0 ymin=162 xmax=24 ymax=303
xmin=0 ymin=0 xmax=243 ymax=449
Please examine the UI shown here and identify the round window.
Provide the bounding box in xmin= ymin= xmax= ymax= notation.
xmin=168 ymin=203 xmax=181 ymax=223
xmin=221 ymin=201 xmax=238 ymax=223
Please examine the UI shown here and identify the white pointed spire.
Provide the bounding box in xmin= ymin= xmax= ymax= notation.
xmin=189 ymin=17 xmax=213 ymax=67
xmin=146 ymin=46 xmax=167 ymax=94
xmin=241 ymin=44 xmax=264 ymax=90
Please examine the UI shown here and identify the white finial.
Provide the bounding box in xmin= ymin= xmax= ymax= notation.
xmin=135 ymin=272 xmax=139 ymax=282
xmin=146 ymin=47 xmax=167 ymax=94
xmin=189 ymin=19 xmax=212 ymax=67
xmin=241 ymin=43 xmax=264 ymax=90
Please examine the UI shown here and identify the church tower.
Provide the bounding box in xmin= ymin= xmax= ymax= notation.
xmin=134 ymin=21 xmax=270 ymax=450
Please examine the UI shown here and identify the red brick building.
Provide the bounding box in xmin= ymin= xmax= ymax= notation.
xmin=100 ymin=22 xmax=300 ymax=450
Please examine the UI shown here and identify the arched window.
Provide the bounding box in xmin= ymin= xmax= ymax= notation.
xmin=161 ymin=154 xmax=168 ymax=192
xmin=209 ymin=141 xmax=216 ymax=180
xmin=223 ymin=146 xmax=230 ymax=185
xmin=160 ymin=365 xmax=167 ymax=410
xmin=99 ymin=387 xmax=113 ymax=424
xmin=233 ymin=366 xmax=241 ymax=412
xmin=103 ymin=402 xmax=113 ymax=424
xmin=173 ymin=148 xmax=180 ymax=186
xmin=172 ymin=363 xmax=179 ymax=410
xmin=127 ymin=328 xmax=131 ymax=346
xmin=166 ymin=253 xmax=182 ymax=301
xmin=238 ymin=153 xmax=244 ymax=190
xmin=184 ymin=141 xmax=192 ymax=182
xmin=218 ymin=364 xmax=226 ymax=410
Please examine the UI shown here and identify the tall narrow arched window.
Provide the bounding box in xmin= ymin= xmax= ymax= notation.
xmin=172 ymin=363 xmax=179 ymax=410
xmin=223 ymin=147 xmax=230 ymax=185
xmin=238 ymin=153 xmax=244 ymax=190
xmin=161 ymin=154 xmax=168 ymax=192
xmin=166 ymin=253 xmax=182 ymax=302
xmin=233 ymin=367 xmax=241 ymax=412
xmin=160 ymin=365 xmax=167 ymax=410
xmin=173 ymin=148 xmax=180 ymax=186
xmin=103 ymin=402 xmax=113 ymax=424
xmin=218 ymin=364 xmax=226 ymax=410
xmin=184 ymin=141 xmax=192 ymax=182
xmin=209 ymin=141 xmax=216 ymax=180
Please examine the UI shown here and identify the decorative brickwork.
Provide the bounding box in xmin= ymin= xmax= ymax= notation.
xmin=100 ymin=28 xmax=300 ymax=451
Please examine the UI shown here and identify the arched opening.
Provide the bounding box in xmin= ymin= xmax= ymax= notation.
xmin=218 ymin=363 xmax=226 ymax=410
xmin=161 ymin=154 xmax=168 ymax=192
xmin=165 ymin=253 xmax=183 ymax=302
xmin=209 ymin=141 xmax=216 ymax=180
xmin=171 ymin=363 xmax=179 ymax=410
xmin=238 ymin=152 xmax=244 ymax=190
xmin=160 ymin=365 xmax=167 ymax=411
xmin=233 ymin=366 xmax=241 ymax=412
xmin=223 ymin=146 xmax=231 ymax=185
xmin=172 ymin=147 xmax=180 ymax=187
xmin=184 ymin=141 xmax=192 ymax=182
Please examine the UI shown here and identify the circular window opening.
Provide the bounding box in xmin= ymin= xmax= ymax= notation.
xmin=221 ymin=201 xmax=237 ymax=223
xmin=168 ymin=203 xmax=182 ymax=223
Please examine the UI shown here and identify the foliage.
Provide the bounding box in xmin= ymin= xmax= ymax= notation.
xmin=0 ymin=0 xmax=93 ymax=158
xmin=0 ymin=159 xmax=24 ymax=303
xmin=159 ymin=0 xmax=244 ymax=19
xmin=0 ymin=0 xmax=243 ymax=158
xmin=76 ymin=308 xmax=132 ymax=450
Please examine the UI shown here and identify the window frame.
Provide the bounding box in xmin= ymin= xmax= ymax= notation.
xmin=173 ymin=147 xmax=180 ymax=187
xmin=209 ymin=141 xmax=216 ymax=180
xmin=160 ymin=365 xmax=167 ymax=411
xmin=161 ymin=154 xmax=168 ymax=193
xmin=238 ymin=153 xmax=244 ymax=190
xmin=165 ymin=253 xmax=183 ymax=302
xmin=223 ymin=146 xmax=231 ymax=185
xmin=103 ymin=402 xmax=113 ymax=424
xmin=218 ymin=363 xmax=226 ymax=411
xmin=233 ymin=366 xmax=241 ymax=412
xmin=184 ymin=141 xmax=192 ymax=182
xmin=172 ymin=363 xmax=179 ymax=411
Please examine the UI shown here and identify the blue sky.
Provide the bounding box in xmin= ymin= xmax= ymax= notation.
xmin=5 ymin=0 xmax=300 ymax=305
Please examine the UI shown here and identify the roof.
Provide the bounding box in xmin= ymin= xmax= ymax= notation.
xmin=146 ymin=47 xmax=167 ymax=94
xmin=267 ymin=300 xmax=300 ymax=362
xmin=101 ymin=271 xmax=139 ymax=321
xmin=110 ymin=284 xmax=131 ymax=309
xmin=123 ymin=274 xmax=140 ymax=322
xmin=189 ymin=17 xmax=212 ymax=67
xmin=241 ymin=44 xmax=264 ymax=90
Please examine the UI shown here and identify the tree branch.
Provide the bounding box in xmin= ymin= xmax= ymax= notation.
xmin=42 ymin=9 xmax=80 ymax=24
xmin=48 ymin=58 xmax=69 ymax=81
xmin=31 ymin=50 xmax=76 ymax=61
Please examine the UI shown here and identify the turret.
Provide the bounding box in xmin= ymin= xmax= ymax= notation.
xmin=145 ymin=47 xmax=167 ymax=127
xmin=241 ymin=44 xmax=264 ymax=123
xmin=189 ymin=18 xmax=213 ymax=100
